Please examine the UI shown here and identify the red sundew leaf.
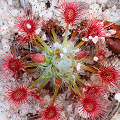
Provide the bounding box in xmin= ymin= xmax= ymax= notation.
xmin=57 ymin=0 xmax=85 ymax=25
xmin=81 ymin=19 xmax=115 ymax=44
xmin=3 ymin=82 xmax=42 ymax=110
xmin=99 ymin=67 xmax=118 ymax=83
xmin=38 ymin=103 xmax=64 ymax=120
xmin=84 ymin=85 xmax=108 ymax=98
xmin=85 ymin=19 xmax=107 ymax=39
xmin=77 ymin=95 xmax=107 ymax=120
xmin=96 ymin=63 xmax=120 ymax=91
xmin=4 ymin=83 xmax=30 ymax=109
xmin=15 ymin=11 xmax=40 ymax=43
xmin=0 ymin=52 xmax=24 ymax=77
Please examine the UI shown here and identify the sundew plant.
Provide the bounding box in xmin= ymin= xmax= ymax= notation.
xmin=0 ymin=0 xmax=120 ymax=120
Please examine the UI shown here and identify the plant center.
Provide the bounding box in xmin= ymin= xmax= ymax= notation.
xmin=42 ymin=42 xmax=77 ymax=76
xmin=53 ymin=56 xmax=72 ymax=71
